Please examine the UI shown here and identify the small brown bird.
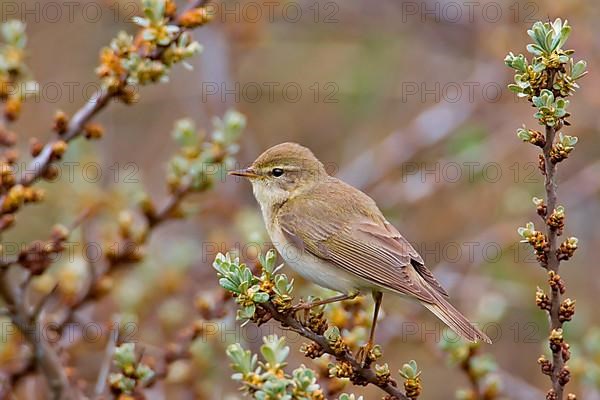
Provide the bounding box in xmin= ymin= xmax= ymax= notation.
xmin=230 ymin=142 xmax=491 ymax=354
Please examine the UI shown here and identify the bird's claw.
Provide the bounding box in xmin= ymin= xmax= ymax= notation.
xmin=290 ymin=299 xmax=312 ymax=312
xmin=356 ymin=342 xmax=375 ymax=368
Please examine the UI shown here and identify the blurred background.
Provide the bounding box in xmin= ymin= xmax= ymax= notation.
xmin=2 ymin=0 xmax=600 ymax=398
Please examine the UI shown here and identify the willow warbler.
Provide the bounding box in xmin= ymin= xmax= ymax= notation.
xmin=229 ymin=142 xmax=491 ymax=351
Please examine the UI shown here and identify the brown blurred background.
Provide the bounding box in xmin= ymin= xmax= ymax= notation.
xmin=3 ymin=0 xmax=600 ymax=398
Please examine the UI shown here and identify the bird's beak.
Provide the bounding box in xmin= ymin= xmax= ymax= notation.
xmin=228 ymin=167 xmax=259 ymax=179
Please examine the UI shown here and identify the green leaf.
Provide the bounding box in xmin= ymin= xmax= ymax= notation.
xmin=543 ymin=29 xmax=553 ymax=53
xmin=135 ymin=363 xmax=155 ymax=384
xmin=259 ymin=249 xmax=277 ymax=274
xmin=114 ymin=343 xmax=136 ymax=368
xmin=516 ymin=128 xmax=531 ymax=142
xmin=1 ymin=20 xmax=27 ymax=48
xmin=563 ymin=134 xmax=578 ymax=147
xmin=212 ymin=110 xmax=247 ymax=145
xmin=527 ymin=23 xmax=543 ymax=48
xmin=237 ymin=304 xmax=256 ymax=320
xmin=517 ymin=222 xmax=536 ymax=239
xmin=131 ymin=16 xmax=150 ymax=28
xmin=324 ymin=326 xmax=341 ymax=343
xmin=507 ymin=84 xmax=523 ymax=94
xmin=526 ymin=43 xmax=544 ymax=56
xmin=292 ymin=366 xmax=322 ymax=393
xmin=504 ymin=52 xmax=528 ymax=72
xmin=109 ymin=373 xmax=136 ymax=394
xmin=399 ymin=359 xmax=421 ymax=379
xmin=470 ymin=354 xmax=498 ymax=377
xmin=571 ymin=60 xmax=588 ymax=80
xmin=218 ymin=278 xmax=241 ymax=294
xmin=532 ymin=23 xmax=548 ymax=49
xmin=226 ymin=343 xmax=258 ymax=375
xmin=252 ymin=292 xmax=270 ymax=303
xmin=532 ymin=61 xmax=546 ymax=73
xmin=274 ymin=274 xmax=293 ymax=296
xmin=263 ymin=335 xmax=289 ymax=364
xmin=172 ymin=118 xmax=198 ymax=147
xmin=142 ymin=0 xmax=166 ymax=22
xmin=338 ymin=394 xmax=363 ymax=400
xmin=556 ymin=19 xmax=572 ymax=49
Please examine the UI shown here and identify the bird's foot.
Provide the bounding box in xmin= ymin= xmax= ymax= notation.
xmin=290 ymin=299 xmax=315 ymax=312
xmin=356 ymin=342 xmax=380 ymax=368
xmin=289 ymin=299 xmax=318 ymax=322
xmin=291 ymin=292 xmax=360 ymax=313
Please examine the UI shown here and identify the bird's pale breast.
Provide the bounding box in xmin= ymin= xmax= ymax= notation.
xmin=267 ymin=218 xmax=361 ymax=294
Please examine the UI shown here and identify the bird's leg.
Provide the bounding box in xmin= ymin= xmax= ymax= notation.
xmin=357 ymin=290 xmax=383 ymax=367
xmin=291 ymin=291 xmax=359 ymax=312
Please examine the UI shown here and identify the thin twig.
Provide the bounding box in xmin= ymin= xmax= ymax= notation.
xmin=94 ymin=316 xmax=120 ymax=397
xmin=31 ymin=284 xmax=59 ymax=321
xmin=146 ymin=184 xmax=191 ymax=229
xmin=17 ymin=89 xmax=111 ymax=190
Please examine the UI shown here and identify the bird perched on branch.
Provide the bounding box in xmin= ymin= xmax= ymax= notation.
xmin=230 ymin=142 xmax=491 ymax=360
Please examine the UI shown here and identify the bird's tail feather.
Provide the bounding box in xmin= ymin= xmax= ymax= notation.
xmin=420 ymin=294 xmax=492 ymax=344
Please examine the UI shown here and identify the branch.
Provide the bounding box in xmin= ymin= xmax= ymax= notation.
xmin=145 ymin=184 xmax=191 ymax=229
xmin=0 ymin=271 xmax=72 ymax=400
xmin=506 ymin=18 xmax=584 ymax=400
xmin=260 ymin=301 xmax=409 ymax=400
xmin=18 ymin=89 xmax=111 ymax=188
xmin=540 ymin=90 xmax=564 ymax=400
xmin=0 ymin=0 xmax=211 ymax=217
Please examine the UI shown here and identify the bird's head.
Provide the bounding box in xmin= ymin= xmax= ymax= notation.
xmin=229 ymin=142 xmax=328 ymax=208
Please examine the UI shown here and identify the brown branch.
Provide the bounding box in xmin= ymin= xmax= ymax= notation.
xmin=541 ymin=78 xmax=565 ymax=398
xmin=0 ymin=272 xmax=72 ymax=400
xmin=260 ymin=301 xmax=409 ymax=400
xmin=146 ymin=184 xmax=191 ymax=229
xmin=18 ymin=89 xmax=111 ymax=189
xmin=0 ymin=0 xmax=210 ymax=213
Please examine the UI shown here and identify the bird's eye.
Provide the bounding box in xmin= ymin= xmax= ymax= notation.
xmin=272 ymin=168 xmax=284 ymax=177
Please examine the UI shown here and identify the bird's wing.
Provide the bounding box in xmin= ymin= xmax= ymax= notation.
xmin=364 ymin=219 xmax=449 ymax=297
xmin=277 ymin=191 xmax=448 ymax=302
